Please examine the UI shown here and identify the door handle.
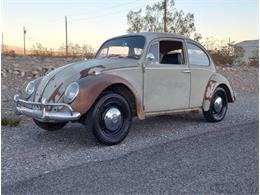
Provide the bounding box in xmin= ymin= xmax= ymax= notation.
xmin=182 ymin=70 xmax=191 ymax=73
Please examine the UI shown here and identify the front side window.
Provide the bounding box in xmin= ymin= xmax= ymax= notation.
xmin=187 ymin=43 xmax=210 ymax=66
xmin=96 ymin=36 xmax=145 ymax=60
xmin=147 ymin=43 xmax=159 ymax=63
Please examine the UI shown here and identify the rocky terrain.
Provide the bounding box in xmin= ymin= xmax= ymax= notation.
xmin=1 ymin=55 xmax=258 ymax=194
xmin=1 ymin=55 xmax=259 ymax=119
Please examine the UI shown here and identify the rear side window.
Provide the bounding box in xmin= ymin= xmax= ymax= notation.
xmin=159 ymin=41 xmax=185 ymax=65
xmin=187 ymin=43 xmax=210 ymax=66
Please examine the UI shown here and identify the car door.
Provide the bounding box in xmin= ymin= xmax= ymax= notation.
xmin=144 ymin=38 xmax=191 ymax=112
xmin=186 ymin=41 xmax=215 ymax=107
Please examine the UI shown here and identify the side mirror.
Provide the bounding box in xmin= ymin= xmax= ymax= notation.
xmin=146 ymin=53 xmax=155 ymax=62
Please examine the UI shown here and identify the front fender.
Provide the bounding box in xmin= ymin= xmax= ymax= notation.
xmin=203 ymin=73 xmax=236 ymax=111
xmin=70 ymin=74 xmax=145 ymax=120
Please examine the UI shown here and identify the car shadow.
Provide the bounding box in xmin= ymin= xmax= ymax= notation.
xmin=35 ymin=111 xmax=206 ymax=147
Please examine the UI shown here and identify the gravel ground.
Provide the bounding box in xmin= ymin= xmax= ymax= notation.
xmin=1 ymin=94 xmax=258 ymax=194
xmin=1 ymin=56 xmax=259 ymax=194
xmin=3 ymin=121 xmax=258 ymax=194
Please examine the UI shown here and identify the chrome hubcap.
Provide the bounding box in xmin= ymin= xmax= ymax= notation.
xmin=103 ymin=107 xmax=123 ymax=131
xmin=214 ymin=96 xmax=223 ymax=113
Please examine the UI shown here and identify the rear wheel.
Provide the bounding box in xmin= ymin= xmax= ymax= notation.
xmin=33 ymin=119 xmax=67 ymax=131
xmin=86 ymin=92 xmax=132 ymax=145
xmin=203 ymin=88 xmax=228 ymax=122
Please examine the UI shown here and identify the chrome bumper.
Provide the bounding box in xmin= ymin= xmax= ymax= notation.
xmin=14 ymin=95 xmax=81 ymax=122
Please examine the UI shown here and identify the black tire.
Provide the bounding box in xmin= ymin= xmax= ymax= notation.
xmin=33 ymin=119 xmax=67 ymax=131
xmin=86 ymin=92 xmax=132 ymax=145
xmin=203 ymin=87 xmax=228 ymax=122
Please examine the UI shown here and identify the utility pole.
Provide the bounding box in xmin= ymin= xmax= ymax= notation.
xmin=163 ymin=0 xmax=167 ymax=32
xmin=228 ymin=37 xmax=231 ymax=56
xmin=23 ymin=26 xmax=26 ymax=55
xmin=65 ymin=16 xmax=68 ymax=56
xmin=1 ymin=32 xmax=4 ymax=52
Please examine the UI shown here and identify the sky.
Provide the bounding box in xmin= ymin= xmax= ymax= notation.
xmin=1 ymin=0 xmax=259 ymax=51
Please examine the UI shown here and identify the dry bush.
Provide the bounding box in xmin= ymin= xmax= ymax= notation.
xmin=1 ymin=117 xmax=21 ymax=127
xmin=2 ymin=49 xmax=17 ymax=57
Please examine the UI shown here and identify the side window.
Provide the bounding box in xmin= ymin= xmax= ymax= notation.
xmin=187 ymin=43 xmax=210 ymax=66
xmin=159 ymin=40 xmax=185 ymax=65
xmin=147 ymin=43 xmax=159 ymax=63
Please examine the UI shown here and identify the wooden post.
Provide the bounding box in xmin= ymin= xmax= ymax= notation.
xmin=65 ymin=16 xmax=68 ymax=56
xmin=23 ymin=26 xmax=26 ymax=55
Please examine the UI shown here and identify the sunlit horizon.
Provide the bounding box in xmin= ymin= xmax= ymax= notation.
xmin=2 ymin=0 xmax=259 ymax=51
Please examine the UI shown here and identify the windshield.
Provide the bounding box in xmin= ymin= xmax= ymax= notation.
xmin=96 ymin=36 xmax=145 ymax=60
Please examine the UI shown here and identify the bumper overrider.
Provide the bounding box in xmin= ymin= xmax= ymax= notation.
xmin=14 ymin=94 xmax=81 ymax=122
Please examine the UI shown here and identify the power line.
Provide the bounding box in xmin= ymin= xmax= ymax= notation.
xmin=68 ymin=4 xmax=152 ymax=23
xmin=67 ymin=0 xmax=141 ymax=18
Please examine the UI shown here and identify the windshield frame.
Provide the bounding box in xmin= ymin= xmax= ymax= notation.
xmin=95 ymin=35 xmax=146 ymax=60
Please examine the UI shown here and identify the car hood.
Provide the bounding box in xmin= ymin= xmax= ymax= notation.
xmin=34 ymin=58 xmax=138 ymax=103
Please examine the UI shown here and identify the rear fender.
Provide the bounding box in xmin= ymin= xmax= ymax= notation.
xmin=203 ymin=73 xmax=236 ymax=111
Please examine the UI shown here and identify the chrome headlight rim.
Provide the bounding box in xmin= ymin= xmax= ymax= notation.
xmin=25 ymin=80 xmax=35 ymax=98
xmin=64 ymin=82 xmax=80 ymax=104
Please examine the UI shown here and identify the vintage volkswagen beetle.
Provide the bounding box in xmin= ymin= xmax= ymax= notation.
xmin=14 ymin=32 xmax=236 ymax=145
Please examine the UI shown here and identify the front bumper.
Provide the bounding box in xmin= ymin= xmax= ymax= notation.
xmin=14 ymin=95 xmax=81 ymax=122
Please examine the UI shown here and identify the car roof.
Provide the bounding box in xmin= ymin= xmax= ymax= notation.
xmin=110 ymin=32 xmax=193 ymax=42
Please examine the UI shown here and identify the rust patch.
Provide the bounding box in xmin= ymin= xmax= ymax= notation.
xmin=204 ymin=80 xmax=217 ymax=100
xmin=79 ymin=65 xmax=106 ymax=79
xmin=48 ymin=83 xmax=63 ymax=103
xmin=71 ymin=74 xmax=145 ymax=120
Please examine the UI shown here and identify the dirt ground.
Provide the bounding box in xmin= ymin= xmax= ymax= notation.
xmin=1 ymin=55 xmax=259 ymax=118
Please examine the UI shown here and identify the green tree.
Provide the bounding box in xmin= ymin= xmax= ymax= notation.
xmin=126 ymin=0 xmax=201 ymax=41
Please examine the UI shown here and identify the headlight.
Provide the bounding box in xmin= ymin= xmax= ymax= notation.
xmin=25 ymin=81 xmax=35 ymax=98
xmin=64 ymin=82 xmax=79 ymax=103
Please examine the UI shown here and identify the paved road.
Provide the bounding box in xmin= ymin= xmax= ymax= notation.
xmin=2 ymin=94 xmax=258 ymax=194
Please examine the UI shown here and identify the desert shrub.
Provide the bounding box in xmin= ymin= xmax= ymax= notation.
xmin=248 ymin=57 xmax=259 ymax=66
xmin=1 ymin=117 xmax=21 ymax=127
xmin=58 ymin=42 xmax=95 ymax=58
xmin=248 ymin=49 xmax=259 ymax=66
xmin=1 ymin=117 xmax=8 ymax=126
xmin=2 ymin=50 xmax=17 ymax=57
xmin=30 ymin=43 xmax=54 ymax=57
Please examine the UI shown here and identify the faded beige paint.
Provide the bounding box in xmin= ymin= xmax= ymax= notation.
xmin=22 ymin=32 xmax=235 ymax=123
xmin=33 ymin=58 xmax=138 ymax=103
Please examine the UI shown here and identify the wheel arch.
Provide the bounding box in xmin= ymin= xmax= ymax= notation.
xmin=71 ymin=74 xmax=145 ymax=120
xmin=217 ymin=83 xmax=234 ymax=103
xmin=102 ymin=83 xmax=137 ymax=117
xmin=202 ymin=73 xmax=236 ymax=111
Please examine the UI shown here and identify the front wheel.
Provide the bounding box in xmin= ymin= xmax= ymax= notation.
xmin=86 ymin=92 xmax=132 ymax=145
xmin=33 ymin=119 xmax=67 ymax=131
xmin=203 ymin=88 xmax=228 ymax=122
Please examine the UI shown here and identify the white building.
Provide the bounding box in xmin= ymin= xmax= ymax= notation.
xmin=235 ymin=40 xmax=259 ymax=65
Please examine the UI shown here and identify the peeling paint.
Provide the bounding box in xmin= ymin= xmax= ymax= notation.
xmin=71 ymin=74 xmax=145 ymax=120
xmin=204 ymin=80 xmax=217 ymax=100
xmin=48 ymin=83 xmax=63 ymax=103
xmin=79 ymin=65 xmax=106 ymax=79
